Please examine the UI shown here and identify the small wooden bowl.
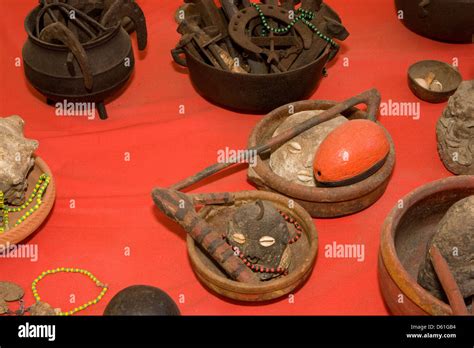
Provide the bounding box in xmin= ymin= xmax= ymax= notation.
xmin=408 ymin=60 xmax=462 ymax=103
xmin=0 ymin=157 xmax=56 ymax=249
xmin=248 ymin=100 xmax=396 ymax=218
xmin=379 ymin=175 xmax=474 ymax=315
xmin=187 ymin=190 xmax=318 ymax=302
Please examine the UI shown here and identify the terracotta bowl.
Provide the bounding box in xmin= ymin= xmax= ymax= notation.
xmin=408 ymin=60 xmax=462 ymax=103
xmin=0 ymin=156 xmax=56 ymax=250
xmin=379 ymin=175 xmax=474 ymax=315
xmin=186 ymin=190 xmax=318 ymax=302
xmin=247 ymin=100 xmax=396 ymax=218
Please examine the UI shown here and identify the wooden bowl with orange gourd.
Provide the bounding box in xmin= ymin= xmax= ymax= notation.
xmin=248 ymin=100 xmax=395 ymax=218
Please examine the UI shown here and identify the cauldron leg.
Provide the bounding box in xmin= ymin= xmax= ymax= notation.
xmin=97 ymin=102 xmax=108 ymax=120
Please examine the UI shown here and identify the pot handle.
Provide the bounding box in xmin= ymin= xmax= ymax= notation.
xmin=39 ymin=22 xmax=93 ymax=91
xmin=171 ymin=47 xmax=187 ymax=67
xmin=418 ymin=0 xmax=430 ymax=18
xmin=101 ymin=0 xmax=148 ymax=51
xmin=362 ymin=89 xmax=381 ymax=122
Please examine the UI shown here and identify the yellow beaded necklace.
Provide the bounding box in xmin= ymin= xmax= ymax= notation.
xmin=0 ymin=174 xmax=50 ymax=233
xmin=32 ymin=268 xmax=109 ymax=316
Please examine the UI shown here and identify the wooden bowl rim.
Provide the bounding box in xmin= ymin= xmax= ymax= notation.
xmin=186 ymin=190 xmax=318 ymax=298
xmin=248 ymin=100 xmax=396 ymax=202
xmin=380 ymin=175 xmax=474 ymax=315
xmin=0 ymin=156 xmax=56 ymax=249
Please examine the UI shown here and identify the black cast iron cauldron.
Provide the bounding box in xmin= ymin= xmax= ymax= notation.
xmin=395 ymin=0 xmax=474 ymax=43
xmin=22 ymin=4 xmax=147 ymax=120
xmin=172 ymin=45 xmax=330 ymax=114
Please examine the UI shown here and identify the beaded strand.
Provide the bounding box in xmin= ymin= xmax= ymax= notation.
xmin=278 ymin=210 xmax=303 ymax=244
xmin=0 ymin=192 xmax=7 ymax=233
xmin=251 ymin=3 xmax=338 ymax=48
xmin=232 ymin=245 xmax=288 ymax=275
xmin=0 ymin=174 xmax=50 ymax=233
xmin=32 ymin=267 xmax=108 ymax=316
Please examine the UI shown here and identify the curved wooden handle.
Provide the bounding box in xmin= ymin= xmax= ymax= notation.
xmin=170 ymin=89 xmax=382 ymax=191
xmin=364 ymin=88 xmax=382 ymax=122
xmin=171 ymin=47 xmax=187 ymax=67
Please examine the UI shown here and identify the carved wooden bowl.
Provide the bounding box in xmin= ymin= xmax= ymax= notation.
xmin=408 ymin=60 xmax=462 ymax=103
xmin=248 ymin=100 xmax=396 ymax=218
xmin=187 ymin=190 xmax=318 ymax=302
xmin=379 ymin=175 xmax=474 ymax=315
xmin=0 ymin=157 xmax=56 ymax=250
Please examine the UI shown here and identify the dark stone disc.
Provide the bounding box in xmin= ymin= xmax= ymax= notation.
xmin=104 ymin=285 xmax=180 ymax=316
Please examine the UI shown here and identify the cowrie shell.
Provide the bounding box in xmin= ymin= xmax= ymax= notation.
xmin=259 ymin=236 xmax=276 ymax=247
xmin=415 ymin=78 xmax=429 ymax=89
xmin=288 ymin=142 xmax=302 ymax=154
xmin=429 ymin=80 xmax=443 ymax=92
xmin=297 ymin=170 xmax=313 ymax=183
xmin=232 ymin=233 xmax=246 ymax=244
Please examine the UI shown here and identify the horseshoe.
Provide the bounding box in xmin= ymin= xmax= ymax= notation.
xmin=228 ymin=4 xmax=313 ymax=56
xmin=101 ymin=0 xmax=148 ymax=50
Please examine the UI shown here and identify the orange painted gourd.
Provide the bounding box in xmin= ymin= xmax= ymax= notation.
xmin=313 ymin=119 xmax=390 ymax=186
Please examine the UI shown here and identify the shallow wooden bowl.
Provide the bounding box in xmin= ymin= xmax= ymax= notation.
xmin=248 ymin=100 xmax=396 ymax=218
xmin=379 ymin=175 xmax=474 ymax=315
xmin=187 ymin=190 xmax=318 ymax=302
xmin=408 ymin=60 xmax=462 ymax=103
xmin=0 ymin=156 xmax=56 ymax=250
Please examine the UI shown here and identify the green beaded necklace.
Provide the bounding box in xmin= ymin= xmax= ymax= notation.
xmin=32 ymin=267 xmax=108 ymax=316
xmin=0 ymin=174 xmax=51 ymax=233
xmin=251 ymin=3 xmax=338 ymax=48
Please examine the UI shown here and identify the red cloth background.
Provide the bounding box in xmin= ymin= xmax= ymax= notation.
xmin=0 ymin=0 xmax=472 ymax=315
